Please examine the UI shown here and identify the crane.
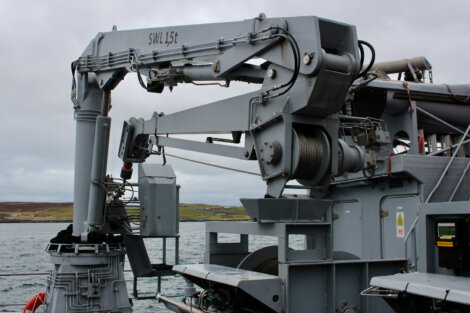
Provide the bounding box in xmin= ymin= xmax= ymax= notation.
xmin=42 ymin=14 xmax=470 ymax=313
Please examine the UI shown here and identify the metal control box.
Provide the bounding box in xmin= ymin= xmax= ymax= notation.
xmin=436 ymin=217 xmax=470 ymax=270
xmin=138 ymin=163 xmax=179 ymax=237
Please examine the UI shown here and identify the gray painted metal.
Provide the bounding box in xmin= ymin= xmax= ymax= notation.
xmin=353 ymin=79 xmax=470 ymax=130
xmin=204 ymin=220 xmax=406 ymax=312
xmin=86 ymin=115 xmax=111 ymax=230
xmin=157 ymin=294 xmax=205 ymax=313
xmin=44 ymin=244 xmax=131 ymax=313
xmin=390 ymin=155 xmax=470 ymax=202
xmin=139 ymin=162 xmax=176 ymax=179
xmin=240 ymin=198 xmax=331 ymax=222
xmin=425 ymin=124 xmax=470 ymax=202
xmin=48 ymin=12 xmax=470 ymax=313
xmin=370 ymin=272 xmax=470 ymax=305
xmin=416 ymin=201 xmax=470 ymax=274
xmin=156 ymin=135 xmax=246 ymax=159
xmin=73 ymin=76 xmax=102 ymax=236
xmin=173 ymin=264 xmax=283 ymax=312
xmin=108 ymin=15 xmax=360 ymax=197
xmin=367 ymin=56 xmax=432 ymax=74
xmin=138 ymin=164 xmax=179 ymax=237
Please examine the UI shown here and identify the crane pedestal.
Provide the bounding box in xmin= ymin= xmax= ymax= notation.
xmin=44 ymin=243 xmax=131 ymax=313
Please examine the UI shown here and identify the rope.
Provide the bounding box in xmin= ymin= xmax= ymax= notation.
xmin=294 ymin=131 xmax=323 ymax=178
xmin=32 ymin=293 xmax=44 ymax=309
xmin=155 ymin=152 xmax=261 ymax=176
xmin=402 ymin=82 xmax=415 ymax=110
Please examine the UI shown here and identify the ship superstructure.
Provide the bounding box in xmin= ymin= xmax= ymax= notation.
xmin=41 ymin=14 xmax=470 ymax=313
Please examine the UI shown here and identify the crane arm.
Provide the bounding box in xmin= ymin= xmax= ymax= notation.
xmin=73 ymin=14 xmax=362 ymax=235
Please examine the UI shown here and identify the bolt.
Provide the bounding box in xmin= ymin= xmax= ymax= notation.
xmin=267 ymin=68 xmax=277 ymax=79
xmin=244 ymin=151 xmax=249 ymax=157
xmin=303 ymin=53 xmax=313 ymax=65
xmin=212 ymin=61 xmax=220 ymax=73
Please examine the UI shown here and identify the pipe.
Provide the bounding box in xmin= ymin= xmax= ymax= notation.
xmin=353 ymin=79 xmax=470 ymax=129
xmin=101 ymin=89 xmax=111 ymax=116
xmin=73 ymin=74 xmax=102 ymax=236
xmin=366 ymin=56 xmax=431 ymax=74
xmin=85 ymin=89 xmax=112 ymax=232
xmin=86 ymin=115 xmax=111 ymax=229
xmin=183 ymin=278 xmax=196 ymax=297
xmin=157 ymin=294 xmax=205 ymax=313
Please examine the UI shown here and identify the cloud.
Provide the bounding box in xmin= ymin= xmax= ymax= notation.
xmin=0 ymin=0 xmax=469 ymax=205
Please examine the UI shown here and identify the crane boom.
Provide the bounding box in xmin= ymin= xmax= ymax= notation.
xmin=43 ymin=14 xmax=470 ymax=313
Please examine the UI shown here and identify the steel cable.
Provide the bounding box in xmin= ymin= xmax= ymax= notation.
xmin=294 ymin=131 xmax=323 ymax=179
xmin=153 ymin=151 xmax=261 ymax=176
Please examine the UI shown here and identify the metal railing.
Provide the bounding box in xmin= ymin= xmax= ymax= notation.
xmin=404 ymin=123 xmax=470 ymax=270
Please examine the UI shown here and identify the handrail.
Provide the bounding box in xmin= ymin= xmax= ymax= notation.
xmin=0 ymin=272 xmax=49 ymax=276
xmin=449 ymin=159 xmax=470 ymax=201
xmin=0 ymin=303 xmax=28 ymax=307
xmin=417 ymin=107 xmax=470 ymax=140
xmin=0 ymin=270 xmax=135 ymax=277
xmin=404 ymin=123 xmax=470 ymax=271
xmin=425 ymin=124 xmax=470 ymax=203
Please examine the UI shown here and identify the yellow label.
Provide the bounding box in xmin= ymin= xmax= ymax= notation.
xmin=437 ymin=241 xmax=454 ymax=247
xmin=440 ymin=236 xmax=454 ymax=240
xmin=397 ymin=213 xmax=404 ymax=226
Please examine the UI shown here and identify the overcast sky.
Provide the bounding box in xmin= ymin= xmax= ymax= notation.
xmin=0 ymin=0 xmax=469 ymax=205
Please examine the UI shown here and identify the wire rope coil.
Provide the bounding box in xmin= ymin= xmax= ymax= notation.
xmin=293 ymin=131 xmax=323 ymax=178
xmin=293 ymin=128 xmax=331 ymax=186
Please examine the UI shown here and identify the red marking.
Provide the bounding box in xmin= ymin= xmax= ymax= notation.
xmin=23 ymin=292 xmax=45 ymax=313
xmin=418 ymin=136 xmax=425 ymax=154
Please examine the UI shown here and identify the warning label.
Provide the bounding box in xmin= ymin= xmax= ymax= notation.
xmin=396 ymin=212 xmax=405 ymax=238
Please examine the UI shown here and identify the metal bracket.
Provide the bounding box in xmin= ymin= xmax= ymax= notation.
xmin=360 ymin=286 xmax=399 ymax=299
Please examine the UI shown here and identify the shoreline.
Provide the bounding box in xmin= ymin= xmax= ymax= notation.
xmin=0 ymin=219 xmax=250 ymax=223
xmin=0 ymin=202 xmax=250 ymax=223
xmin=0 ymin=220 xmax=73 ymax=223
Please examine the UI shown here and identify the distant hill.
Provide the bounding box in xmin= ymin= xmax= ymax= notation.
xmin=0 ymin=202 xmax=73 ymax=222
xmin=0 ymin=202 xmax=249 ymax=222
xmin=0 ymin=202 xmax=73 ymax=212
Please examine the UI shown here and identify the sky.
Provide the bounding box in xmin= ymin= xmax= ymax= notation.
xmin=0 ymin=0 xmax=469 ymax=205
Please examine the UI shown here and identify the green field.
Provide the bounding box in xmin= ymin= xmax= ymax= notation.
xmin=179 ymin=203 xmax=249 ymax=221
xmin=0 ymin=202 xmax=249 ymax=222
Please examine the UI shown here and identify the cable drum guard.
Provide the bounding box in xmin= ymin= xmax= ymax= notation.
xmin=292 ymin=128 xmax=331 ymax=186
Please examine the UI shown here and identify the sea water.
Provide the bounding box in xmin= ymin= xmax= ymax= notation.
xmin=0 ymin=222 xmax=296 ymax=313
